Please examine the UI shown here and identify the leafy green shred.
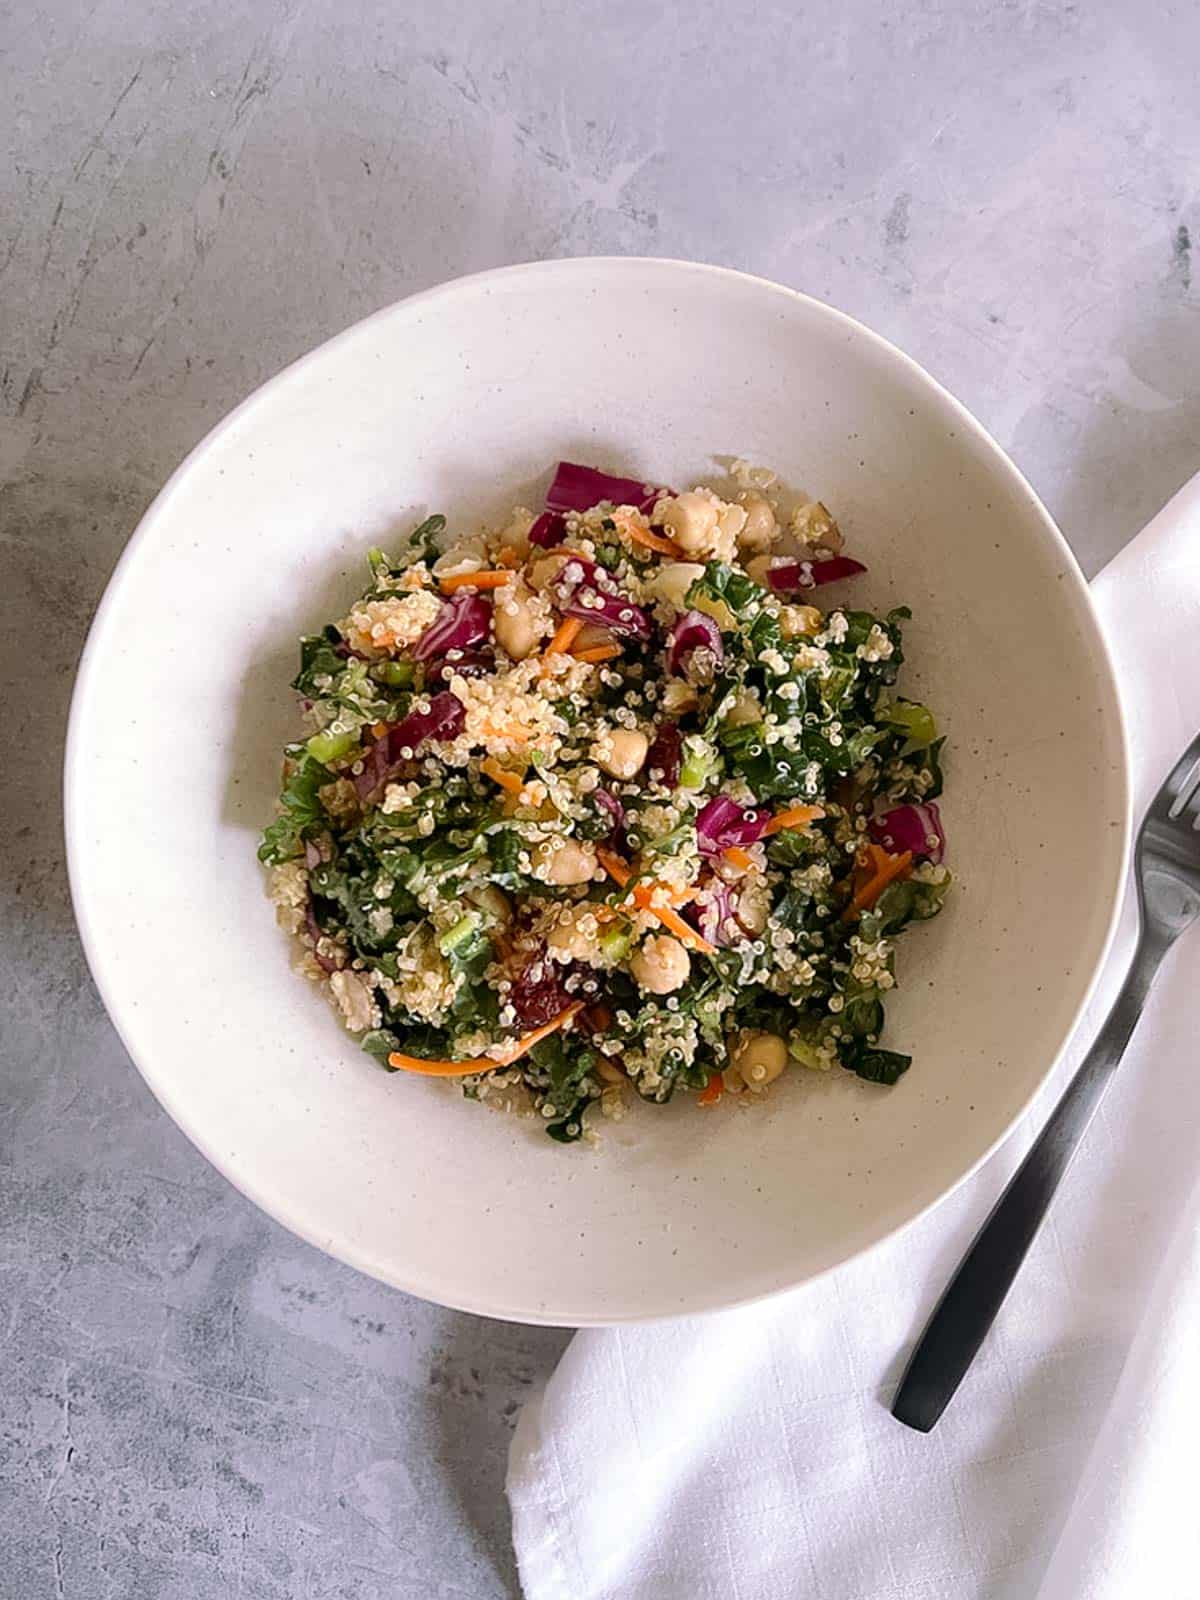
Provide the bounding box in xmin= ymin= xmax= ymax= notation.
xmin=258 ymin=754 xmax=333 ymax=864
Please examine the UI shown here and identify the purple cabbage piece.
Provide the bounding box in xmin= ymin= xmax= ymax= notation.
xmin=645 ymin=721 xmax=682 ymax=788
xmin=593 ymin=787 xmax=626 ymax=844
xmin=545 ymin=460 xmax=672 ymax=517
xmin=412 ymin=591 xmax=492 ymax=661
xmin=507 ymin=953 xmax=577 ymax=1030
xmin=354 ymin=691 xmax=465 ymax=802
xmin=552 ymin=554 xmax=652 ymax=641
xmin=426 ymin=645 xmax=494 ymax=686
xmin=765 ymin=555 xmax=868 ymax=592
xmin=529 ymin=510 xmax=567 ymax=548
xmin=695 ymin=879 xmax=742 ymax=948
xmin=695 ymin=795 xmax=768 ymax=857
xmin=666 ymin=609 xmax=724 ymax=678
xmin=868 ymin=801 xmax=945 ymax=864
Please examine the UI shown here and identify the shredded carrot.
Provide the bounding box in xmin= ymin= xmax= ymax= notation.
xmin=697 ymin=1071 xmax=725 ymax=1107
xmin=388 ymin=1002 xmax=584 ymax=1077
xmin=722 ymin=845 xmax=756 ymax=871
xmin=369 ymin=720 xmax=388 ymax=739
xmin=845 ymin=845 xmax=912 ymax=918
xmin=763 ymin=804 xmax=825 ymax=836
xmin=495 ymin=545 xmax=522 ymax=568
xmin=647 ymin=901 xmax=716 ymax=955
xmin=572 ymin=644 xmax=622 ymax=664
xmin=545 ymin=616 xmax=584 ymax=657
xmin=480 ymin=758 xmax=525 ymax=794
xmin=596 ymin=847 xmax=632 ymax=887
xmin=596 ymin=848 xmax=713 ymax=950
xmin=438 ymin=570 xmax=514 ymax=593
xmin=623 ymin=522 xmax=684 ymax=559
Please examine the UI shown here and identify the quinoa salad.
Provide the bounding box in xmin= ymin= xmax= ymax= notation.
xmin=261 ymin=460 xmax=950 ymax=1145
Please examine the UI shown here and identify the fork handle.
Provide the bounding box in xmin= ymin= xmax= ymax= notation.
xmin=891 ymin=938 xmax=1164 ymax=1433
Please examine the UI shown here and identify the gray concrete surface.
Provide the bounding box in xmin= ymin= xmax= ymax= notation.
xmin=3 ymin=1 xmax=1200 ymax=1595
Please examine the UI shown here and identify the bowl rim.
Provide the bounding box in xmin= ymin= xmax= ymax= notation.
xmin=64 ymin=257 xmax=1132 ymax=1325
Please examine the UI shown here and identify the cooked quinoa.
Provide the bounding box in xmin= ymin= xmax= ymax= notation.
xmin=261 ymin=461 xmax=950 ymax=1144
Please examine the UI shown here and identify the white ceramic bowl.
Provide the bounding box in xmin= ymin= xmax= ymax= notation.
xmin=65 ymin=259 xmax=1128 ymax=1324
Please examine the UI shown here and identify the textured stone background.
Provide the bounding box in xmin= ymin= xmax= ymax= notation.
xmin=3 ymin=2 xmax=1200 ymax=1595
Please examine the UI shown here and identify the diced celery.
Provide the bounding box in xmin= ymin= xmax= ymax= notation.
xmin=371 ymin=659 xmax=414 ymax=687
xmin=305 ymin=728 xmax=358 ymax=764
xmin=438 ymin=911 xmax=481 ymax=956
xmin=678 ymin=736 xmax=716 ymax=790
xmin=598 ymin=922 xmax=633 ymax=963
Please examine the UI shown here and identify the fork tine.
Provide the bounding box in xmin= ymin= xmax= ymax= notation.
xmin=1154 ymin=733 xmax=1200 ymax=822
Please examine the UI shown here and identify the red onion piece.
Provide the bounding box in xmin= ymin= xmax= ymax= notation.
xmin=529 ymin=510 xmax=567 ymax=548
xmin=552 ymin=555 xmax=652 ymax=641
xmin=412 ymin=592 xmax=492 ymax=661
xmin=868 ymin=801 xmax=945 ymax=864
xmin=646 ymin=721 xmax=682 ymax=788
xmin=695 ymin=795 xmax=767 ymax=856
xmin=666 ymin=609 xmax=724 ymax=678
xmin=354 ymin=691 xmax=465 ymax=802
xmin=766 ymin=555 xmax=868 ymax=592
xmin=545 ymin=460 xmax=672 ymax=517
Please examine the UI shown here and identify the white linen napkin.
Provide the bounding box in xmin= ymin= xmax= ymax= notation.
xmin=508 ymin=476 xmax=1200 ymax=1600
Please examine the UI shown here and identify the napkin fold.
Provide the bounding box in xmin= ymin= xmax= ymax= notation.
xmin=508 ymin=476 xmax=1200 ymax=1600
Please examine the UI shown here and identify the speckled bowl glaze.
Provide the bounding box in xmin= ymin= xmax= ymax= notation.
xmin=65 ymin=259 xmax=1129 ymax=1324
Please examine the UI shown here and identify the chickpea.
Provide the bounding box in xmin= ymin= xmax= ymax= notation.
xmin=661 ymin=491 xmax=719 ymax=555
xmin=648 ymin=560 xmax=706 ymax=612
xmin=532 ymin=837 xmax=597 ymax=886
xmin=629 ymin=933 xmax=691 ymax=994
xmin=730 ymin=1030 xmax=788 ymax=1088
xmin=492 ymin=582 xmax=540 ymax=660
xmin=546 ymin=904 xmax=604 ymax=963
xmin=779 ymin=604 xmax=822 ymax=639
xmin=737 ymin=490 xmax=777 ymax=554
xmin=595 ymin=727 xmax=649 ymax=781
xmin=714 ymin=500 xmax=747 ymax=558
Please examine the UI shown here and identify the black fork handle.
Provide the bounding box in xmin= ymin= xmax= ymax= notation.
xmin=891 ymin=944 xmax=1162 ymax=1432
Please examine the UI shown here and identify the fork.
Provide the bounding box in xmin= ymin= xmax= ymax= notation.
xmin=891 ymin=733 xmax=1200 ymax=1432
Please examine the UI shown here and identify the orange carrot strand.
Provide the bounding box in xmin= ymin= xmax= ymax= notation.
xmin=545 ymin=616 xmax=584 ymax=657
xmin=438 ymin=570 xmax=514 ymax=593
xmin=763 ymin=804 xmax=825 ymax=836
xmin=388 ymin=1002 xmax=584 ymax=1077
xmin=572 ymin=644 xmax=622 ymax=664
